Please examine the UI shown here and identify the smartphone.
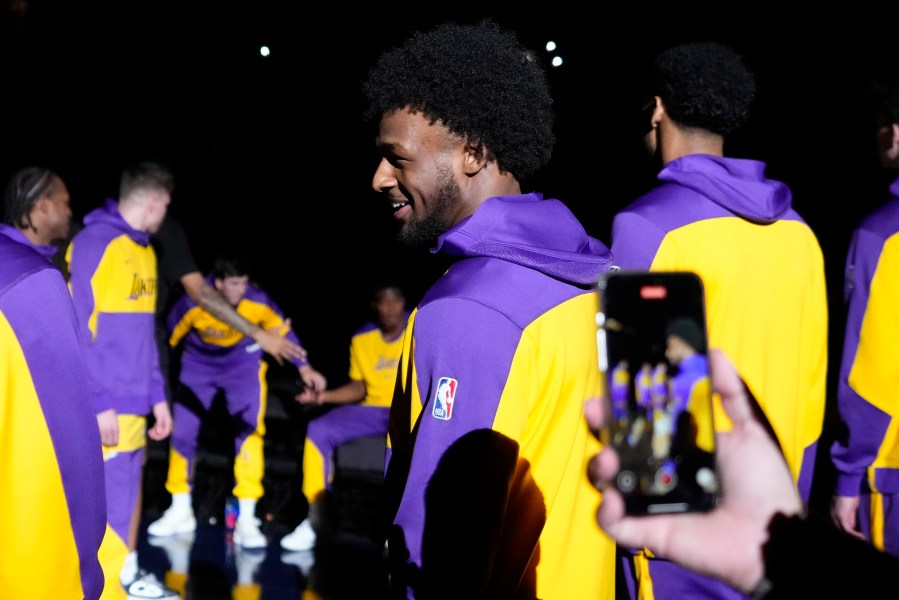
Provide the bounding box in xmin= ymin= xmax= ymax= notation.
xmin=595 ymin=271 xmax=719 ymax=515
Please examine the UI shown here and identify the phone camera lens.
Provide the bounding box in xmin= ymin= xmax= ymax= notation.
xmin=617 ymin=470 xmax=638 ymax=493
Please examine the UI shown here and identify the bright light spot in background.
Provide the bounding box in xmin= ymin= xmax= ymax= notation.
xmin=545 ymin=40 xmax=562 ymax=68
xmin=260 ymin=45 xmax=271 ymax=57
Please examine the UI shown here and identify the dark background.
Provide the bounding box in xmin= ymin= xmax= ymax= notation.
xmin=3 ymin=2 xmax=898 ymax=505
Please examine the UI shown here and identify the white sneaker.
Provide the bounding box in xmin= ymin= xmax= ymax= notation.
xmin=233 ymin=517 xmax=267 ymax=549
xmin=280 ymin=518 xmax=316 ymax=552
xmin=123 ymin=570 xmax=180 ymax=599
xmin=147 ymin=504 xmax=196 ymax=537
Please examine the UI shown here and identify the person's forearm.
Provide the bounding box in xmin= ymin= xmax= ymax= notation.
xmin=181 ymin=272 xmax=304 ymax=364
xmin=195 ymin=281 xmax=261 ymax=337
xmin=320 ymin=380 xmax=366 ymax=405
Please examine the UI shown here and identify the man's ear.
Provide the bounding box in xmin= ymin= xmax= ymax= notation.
xmin=650 ymin=96 xmax=666 ymax=128
xmin=889 ymin=123 xmax=899 ymax=155
xmin=462 ymin=140 xmax=488 ymax=176
xmin=35 ymin=195 xmax=51 ymax=216
xmin=882 ymin=122 xmax=899 ymax=164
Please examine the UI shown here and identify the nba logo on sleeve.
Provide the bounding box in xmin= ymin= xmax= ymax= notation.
xmin=432 ymin=377 xmax=458 ymax=421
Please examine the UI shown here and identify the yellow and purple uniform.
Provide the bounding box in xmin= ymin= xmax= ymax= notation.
xmin=166 ymin=278 xmax=307 ymax=501
xmin=0 ymin=233 xmax=106 ymax=599
xmin=831 ymin=176 xmax=899 ymax=557
xmin=67 ymin=199 xmax=165 ymax=593
xmin=302 ymin=315 xmax=407 ymax=503
xmin=611 ymin=154 xmax=828 ymax=600
xmin=386 ymin=193 xmax=617 ymax=599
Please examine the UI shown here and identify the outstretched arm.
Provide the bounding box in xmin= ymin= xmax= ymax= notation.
xmin=180 ymin=271 xmax=307 ymax=364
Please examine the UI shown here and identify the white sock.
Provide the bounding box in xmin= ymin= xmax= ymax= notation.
xmin=171 ymin=492 xmax=192 ymax=510
xmin=237 ymin=498 xmax=257 ymax=523
xmin=120 ymin=550 xmax=138 ymax=585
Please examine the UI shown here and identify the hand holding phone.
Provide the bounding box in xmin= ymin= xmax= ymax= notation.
xmin=586 ymin=349 xmax=805 ymax=594
xmin=595 ymin=271 xmax=719 ymax=515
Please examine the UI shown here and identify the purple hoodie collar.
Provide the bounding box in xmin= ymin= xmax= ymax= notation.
xmin=432 ymin=192 xmax=612 ymax=286
xmin=0 ymin=223 xmax=59 ymax=258
xmin=659 ymin=154 xmax=792 ymax=224
xmin=83 ymin=198 xmax=152 ymax=246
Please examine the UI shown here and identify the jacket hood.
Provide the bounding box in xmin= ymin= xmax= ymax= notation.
xmin=659 ymin=154 xmax=792 ymax=224
xmin=434 ymin=193 xmax=612 ymax=286
xmin=0 ymin=223 xmax=58 ymax=258
xmin=82 ymin=198 xmax=151 ymax=246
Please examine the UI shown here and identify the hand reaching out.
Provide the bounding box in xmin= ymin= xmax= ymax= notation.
xmin=253 ymin=318 xmax=307 ymax=365
xmin=296 ymin=365 xmax=327 ymax=405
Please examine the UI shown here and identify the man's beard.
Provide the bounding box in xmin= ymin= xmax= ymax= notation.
xmin=397 ymin=171 xmax=460 ymax=248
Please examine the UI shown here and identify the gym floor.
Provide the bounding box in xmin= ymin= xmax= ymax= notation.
xmin=139 ymin=372 xmax=390 ymax=600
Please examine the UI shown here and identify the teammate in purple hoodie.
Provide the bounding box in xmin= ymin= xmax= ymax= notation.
xmin=831 ymin=74 xmax=899 ymax=558
xmin=609 ymin=42 xmax=828 ymax=600
xmin=67 ymin=161 xmax=178 ymax=600
xmin=0 ymin=176 xmax=106 ymax=599
xmin=363 ymin=19 xmax=616 ymax=600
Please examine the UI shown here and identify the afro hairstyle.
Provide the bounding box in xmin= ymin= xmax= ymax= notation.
xmin=651 ymin=41 xmax=756 ymax=136
xmin=362 ymin=19 xmax=554 ymax=184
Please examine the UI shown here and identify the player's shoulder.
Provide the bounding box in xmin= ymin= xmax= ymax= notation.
xmin=352 ymin=321 xmax=381 ymax=339
xmin=0 ymin=237 xmax=59 ymax=297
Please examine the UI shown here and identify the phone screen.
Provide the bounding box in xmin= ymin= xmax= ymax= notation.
xmin=596 ymin=271 xmax=719 ymax=515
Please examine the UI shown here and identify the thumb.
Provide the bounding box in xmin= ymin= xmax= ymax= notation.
xmin=708 ymin=349 xmax=752 ymax=425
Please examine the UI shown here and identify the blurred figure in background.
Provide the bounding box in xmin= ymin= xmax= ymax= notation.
xmin=280 ymin=284 xmax=407 ymax=558
xmin=66 ymin=161 xmax=178 ymax=599
xmin=0 ymin=171 xmax=106 ymax=599
xmin=147 ymin=251 xmax=327 ymax=548
xmin=831 ymin=73 xmax=899 ymax=558
xmin=609 ymin=41 xmax=828 ymax=599
xmin=147 ymin=254 xmax=325 ymax=551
